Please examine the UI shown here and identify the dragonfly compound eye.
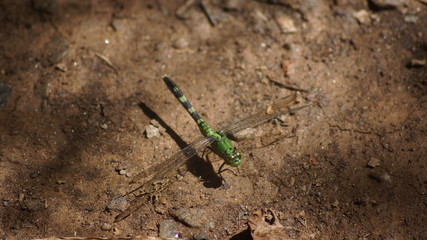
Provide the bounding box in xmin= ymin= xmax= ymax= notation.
xmin=230 ymin=151 xmax=242 ymax=167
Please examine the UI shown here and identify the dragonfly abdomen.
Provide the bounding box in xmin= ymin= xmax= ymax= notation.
xmin=163 ymin=76 xmax=201 ymax=121
xmin=162 ymin=76 xmax=215 ymax=137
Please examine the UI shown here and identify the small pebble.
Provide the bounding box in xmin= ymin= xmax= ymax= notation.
xmin=266 ymin=105 xmax=275 ymax=115
xmin=119 ymin=169 xmax=127 ymax=175
xmin=55 ymin=62 xmax=67 ymax=72
xmin=369 ymin=169 xmax=392 ymax=182
xmin=45 ymin=35 xmax=69 ymax=64
xmin=113 ymin=227 xmax=121 ymax=235
xmin=100 ymin=123 xmax=108 ymax=130
xmin=145 ymin=124 xmax=159 ymax=139
xmin=353 ymin=10 xmax=370 ymax=24
xmin=107 ymin=196 xmax=130 ymax=211
xmin=404 ymin=15 xmax=418 ymax=23
xmin=18 ymin=193 xmax=25 ymax=202
xmin=149 ymin=119 xmax=161 ymax=127
xmin=173 ymin=38 xmax=189 ymax=49
xmin=275 ymin=15 xmax=297 ymax=33
xmin=56 ymin=179 xmax=65 ymax=184
xmin=111 ymin=18 xmax=126 ymax=32
xmin=222 ymin=0 xmax=243 ymax=10
xmin=100 ymin=223 xmax=112 ymax=231
xmin=114 ymin=162 xmax=129 ymax=172
xmin=172 ymin=208 xmax=215 ymax=229
xmin=159 ymin=220 xmax=179 ymax=238
xmin=367 ymin=157 xmax=381 ymax=168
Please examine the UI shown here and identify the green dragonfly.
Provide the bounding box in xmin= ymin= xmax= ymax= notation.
xmin=114 ymin=76 xmax=310 ymax=222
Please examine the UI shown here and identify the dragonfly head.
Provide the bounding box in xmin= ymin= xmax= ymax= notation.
xmin=227 ymin=147 xmax=242 ymax=167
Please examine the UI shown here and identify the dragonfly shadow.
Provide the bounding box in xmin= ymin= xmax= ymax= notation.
xmin=138 ymin=102 xmax=222 ymax=188
xmin=230 ymin=228 xmax=253 ymax=240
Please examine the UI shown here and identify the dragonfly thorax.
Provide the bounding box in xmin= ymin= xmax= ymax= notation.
xmin=209 ymin=131 xmax=242 ymax=167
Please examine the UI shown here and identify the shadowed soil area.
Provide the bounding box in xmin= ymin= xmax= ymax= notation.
xmin=0 ymin=0 xmax=425 ymax=239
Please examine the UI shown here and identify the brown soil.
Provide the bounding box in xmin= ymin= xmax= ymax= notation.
xmin=0 ymin=0 xmax=426 ymax=239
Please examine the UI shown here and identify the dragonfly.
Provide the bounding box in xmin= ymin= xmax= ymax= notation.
xmin=114 ymin=76 xmax=310 ymax=222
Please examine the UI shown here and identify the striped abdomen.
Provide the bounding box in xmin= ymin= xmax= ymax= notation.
xmin=162 ymin=76 xmax=214 ymax=137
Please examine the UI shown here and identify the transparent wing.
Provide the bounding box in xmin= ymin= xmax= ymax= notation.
xmin=220 ymin=104 xmax=311 ymax=135
xmin=219 ymin=95 xmax=296 ymax=134
xmin=115 ymin=136 xmax=215 ymax=222
xmin=130 ymin=136 xmax=215 ymax=184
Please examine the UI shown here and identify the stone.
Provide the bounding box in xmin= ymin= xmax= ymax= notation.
xmin=367 ymin=157 xmax=381 ymax=168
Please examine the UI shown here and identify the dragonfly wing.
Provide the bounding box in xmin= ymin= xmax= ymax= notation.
xmin=130 ymin=135 xmax=215 ymax=184
xmin=221 ymin=104 xmax=311 ymax=135
xmin=115 ymin=169 xmax=174 ymax=222
xmin=115 ymin=136 xmax=215 ymax=222
xmin=219 ymin=95 xmax=295 ymax=134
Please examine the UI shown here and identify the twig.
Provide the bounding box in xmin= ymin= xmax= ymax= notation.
xmin=200 ymin=0 xmax=216 ymax=26
xmin=268 ymin=76 xmax=309 ymax=92
xmin=94 ymin=52 xmax=119 ymax=75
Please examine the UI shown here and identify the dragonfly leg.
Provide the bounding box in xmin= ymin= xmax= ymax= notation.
xmin=217 ymin=162 xmax=238 ymax=177
xmin=201 ymin=146 xmax=212 ymax=159
xmin=218 ymin=162 xmax=226 ymax=175
xmin=203 ymin=146 xmax=238 ymax=182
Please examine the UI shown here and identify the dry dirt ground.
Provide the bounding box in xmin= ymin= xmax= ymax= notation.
xmin=0 ymin=0 xmax=426 ymax=239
